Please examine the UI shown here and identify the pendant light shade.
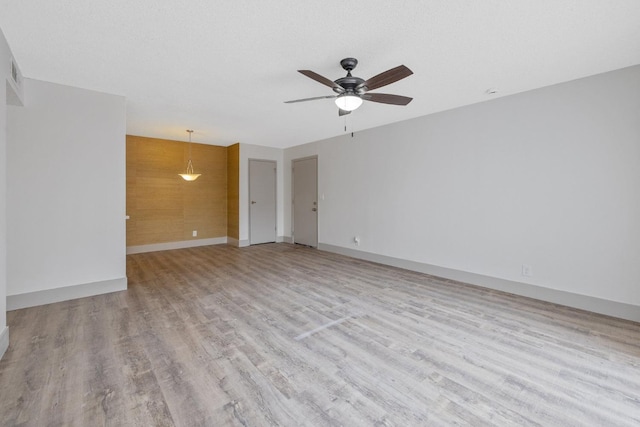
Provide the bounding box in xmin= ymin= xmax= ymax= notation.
xmin=179 ymin=129 xmax=201 ymax=181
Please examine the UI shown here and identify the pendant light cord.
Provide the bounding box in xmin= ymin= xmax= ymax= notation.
xmin=187 ymin=129 xmax=194 ymax=161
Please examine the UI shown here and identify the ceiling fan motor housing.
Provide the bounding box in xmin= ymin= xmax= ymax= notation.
xmin=333 ymin=76 xmax=365 ymax=94
xmin=334 ymin=58 xmax=365 ymax=94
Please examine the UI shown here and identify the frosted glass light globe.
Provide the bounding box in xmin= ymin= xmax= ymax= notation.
xmin=335 ymin=94 xmax=363 ymax=111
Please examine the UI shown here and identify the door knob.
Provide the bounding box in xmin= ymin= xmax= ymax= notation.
xmin=251 ymin=201 xmax=256 ymax=204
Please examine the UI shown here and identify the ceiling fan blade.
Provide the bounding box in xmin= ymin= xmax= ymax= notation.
xmin=338 ymin=108 xmax=351 ymax=117
xmin=362 ymin=93 xmax=413 ymax=106
xmin=358 ymin=65 xmax=413 ymax=92
xmin=298 ymin=70 xmax=345 ymax=93
xmin=284 ymin=95 xmax=338 ymax=104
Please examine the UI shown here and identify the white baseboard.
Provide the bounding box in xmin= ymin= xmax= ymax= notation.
xmin=226 ymin=237 xmax=250 ymax=247
xmin=229 ymin=237 xmax=285 ymax=246
xmin=7 ymin=277 xmax=128 ymax=311
xmin=0 ymin=327 xmax=8 ymax=360
xmin=318 ymin=243 xmax=640 ymax=323
xmin=127 ymin=237 xmax=227 ymax=254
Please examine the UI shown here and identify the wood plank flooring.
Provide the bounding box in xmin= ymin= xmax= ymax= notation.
xmin=1 ymin=243 xmax=639 ymax=426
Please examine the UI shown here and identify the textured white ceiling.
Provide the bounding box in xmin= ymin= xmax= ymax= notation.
xmin=1 ymin=1 xmax=639 ymax=148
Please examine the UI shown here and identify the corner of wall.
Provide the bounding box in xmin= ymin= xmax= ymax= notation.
xmin=0 ymin=27 xmax=15 ymax=358
xmin=0 ymin=327 xmax=8 ymax=360
xmin=226 ymin=143 xmax=240 ymax=240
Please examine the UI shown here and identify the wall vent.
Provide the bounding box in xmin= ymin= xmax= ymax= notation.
xmin=10 ymin=58 xmax=20 ymax=87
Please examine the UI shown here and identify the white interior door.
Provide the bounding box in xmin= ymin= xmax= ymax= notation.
xmin=249 ymin=159 xmax=277 ymax=245
xmin=293 ymin=157 xmax=318 ymax=247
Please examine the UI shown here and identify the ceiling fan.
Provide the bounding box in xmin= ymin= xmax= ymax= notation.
xmin=285 ymin=58 xmax=413 ymax=116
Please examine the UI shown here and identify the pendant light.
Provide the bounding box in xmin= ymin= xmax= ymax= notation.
xmin=179 ymin=129 xmax=201 ymax=181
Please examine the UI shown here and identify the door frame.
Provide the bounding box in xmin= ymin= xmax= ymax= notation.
xmin=291 ymin=155 xmax=318 ymax=247
xmin=248 ymin=158 xmax=277 ymax=245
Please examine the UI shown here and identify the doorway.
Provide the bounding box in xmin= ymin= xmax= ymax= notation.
xmin=249 ymin=159 xmax=277 ymax=245
xmin=292 ymin=156 xmax=318 ymax=247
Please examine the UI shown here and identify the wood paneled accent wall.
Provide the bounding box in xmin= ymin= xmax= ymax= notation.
xmin=226 ymin=143 xmax=240 ymax=240
xmin=126 ymin=135 xmax=227 ymax=247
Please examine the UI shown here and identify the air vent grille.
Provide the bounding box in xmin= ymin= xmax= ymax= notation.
xmin=10 ymin=59 xmax=19 ymax=86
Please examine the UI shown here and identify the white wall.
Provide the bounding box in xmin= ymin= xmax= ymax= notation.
xmin=7 ymin=79 xmax=127 ymax=308
xmin=284 ymin=65 xmax=640 ymax=318
xmin=0 ymin=41 xmax=6 ymax=357
xmin=239 ymin=143 xmax=284 ymax=245
xmin=0 ymin=30 xmax=11 ymax=357
xmin=0 ymin=27 xmax=24 ymax=358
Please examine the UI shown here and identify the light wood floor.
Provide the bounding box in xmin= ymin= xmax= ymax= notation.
xmin=1 ymin=243 xmax=639 ymax=426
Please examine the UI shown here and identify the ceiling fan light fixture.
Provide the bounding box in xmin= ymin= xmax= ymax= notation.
xmin=334 ymin=94 xmax=363 ymax=112
xmin=287 ymin=59 xmax=413 ymax=112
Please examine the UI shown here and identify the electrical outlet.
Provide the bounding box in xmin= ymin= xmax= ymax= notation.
xmin=192 ymin=230 xmax=198 ymax=237
xmin=521 ymin=264 xmax=533 ymax=277
xmin=354 ymin=236 xmax=360 ymax=246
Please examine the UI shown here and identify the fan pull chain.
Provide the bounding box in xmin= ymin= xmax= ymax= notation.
xmin=343 ymin=115 xmax=355 ymax=138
